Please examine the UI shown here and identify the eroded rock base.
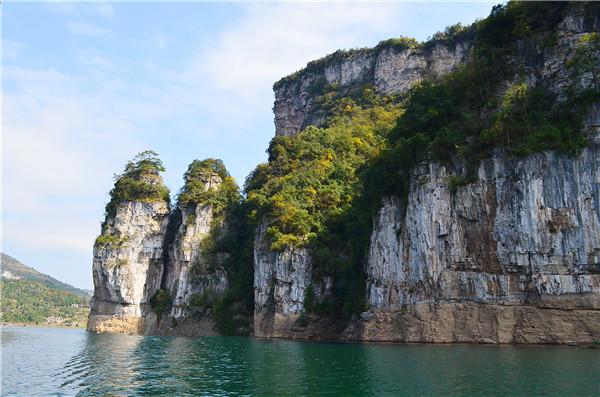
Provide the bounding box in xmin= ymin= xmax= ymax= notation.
xmin=344 ymin=303 xmax=600 ymax=344
xmin=87 ymin=315 xmax=145 ymax=335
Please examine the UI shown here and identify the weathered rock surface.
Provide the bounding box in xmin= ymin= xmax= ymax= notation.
xmin=253 ymin=223 xmax=315 ymax=337
xmin=257 ymin=3 xmax=600 ymax=343
xmin=164 ymin=204 xmax=227 ymax=320
xmin=88 ymin=201 xmax=169 ymax=334
xmin=89 ymin=168 xmax=230 ymax=336
xmin=91 ymin=3 xmax=600 ymax=343
xmin=149 ymin=178 xmax=229 ymax=336
xmin=273 ymin=40 xmax=471 ymax=136
xmin=273 ymin=3 xmax=600 ymax=138
xmin=343 ymin=302 xmax=600 ymax=344
xmin=359 ymin=140 xmax=600 ymax=343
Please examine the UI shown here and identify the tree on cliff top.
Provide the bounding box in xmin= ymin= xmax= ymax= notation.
xmin=104 ymin=150 xmax=170 ymax=221
xmin=122 ymin=150 xmax=166 ymax=176
xmin=177 ymin=158 xmax=240 ymax=216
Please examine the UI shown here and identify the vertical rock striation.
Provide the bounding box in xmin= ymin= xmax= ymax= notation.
xmin=273 ymin=40 xmax=471 ymax=136
xmin=253 ymin=223 xmax=313 ymax=337
xmin=88 ymin=199 xmax=170 ymax=334
xmin=358 ymin=140 xmax=600 ymax=343
xmin=90 ymin=3 xmax=600 ymax=343
xmin=257 ymin=2 xmax=600 ymax=343
xmin=88 ymin=157 xmax=234 ymax=336
xmin=150 ymin=171 xmax=230 ymax=336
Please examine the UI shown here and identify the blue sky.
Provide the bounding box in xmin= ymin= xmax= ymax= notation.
xmin=2 ymin=1 xmax=495 ymax=289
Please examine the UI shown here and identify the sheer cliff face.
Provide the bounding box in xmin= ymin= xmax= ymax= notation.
xmin=259 ymin=38 xmax=473 ymax=338
xmin=273 ymin=3 xmax=599 ymax=138
xmin=165 ymin=203 xmax=227 ymax=319
xmin=89 ymin=170 xmax=229 ymax=336
xmin=361 ymin=141 xmax=600 ymax=343
xmin=253 ymin=224 xmax=313 ymax=337
xmin=255 ymin=3 xmax=600 ymax=342
xmin=273 ymin=41 xmax=471 ymax=136
xmin=153 ymin=173 xmax=229 ymax=336
xmin=88 ymin=201 xmax=169 ymax=334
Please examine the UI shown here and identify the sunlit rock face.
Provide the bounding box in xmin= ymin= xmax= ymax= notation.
xmin=261 ymin=3 xmax=600 ymax=343
xmin=360 ymin=140 xmax=600 ymax=343
xmin=88 ymin=200 xmax=169 ymax=335
xmin=354 ymin=3 xmax=600 ymax=344
xmin=151 ymin=172 xmax=230 ymax=337
xmin=273 ymin=3 xmax=600 ymax=138
xmin=88 ymin=169 xmax=230 ymax=336
xmin=273 ymin=40 xmax=471 ymax=137
xmin=253 ymin=223 xmax=314 ymax=338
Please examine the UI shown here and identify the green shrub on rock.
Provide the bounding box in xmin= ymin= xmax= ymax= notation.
xmin=149 ymin=288 xmax=172 ymax=317
xmin=104 ymin=150 xmax=170 ymax=221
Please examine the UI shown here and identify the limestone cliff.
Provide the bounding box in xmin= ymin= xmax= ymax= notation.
xmin=355 ymin=139 xmax=600 ymax=343
xmin=88 ymin=198 xmax=169 ymax=334
xmin=88 ymin=157 xmax=235 ymax=336
xmin=273 ymin=38 xmax=471 ymax=136
xmin=254 ymin=2 xmax=600 ymax=343
xmin=253 ymin=223 xmax=314 ymax=338
xmin=90 ymin=2 xmax=600 ymax=344
xmin=148 ymin=170 xmax=230 ymax=336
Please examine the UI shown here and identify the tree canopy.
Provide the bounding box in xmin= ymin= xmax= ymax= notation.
xmin=104 ymin=151 xmax=170 ymax=220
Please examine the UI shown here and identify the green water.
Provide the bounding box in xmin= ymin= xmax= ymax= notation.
xmin=1 ymin=326 xmax=599 ymax=396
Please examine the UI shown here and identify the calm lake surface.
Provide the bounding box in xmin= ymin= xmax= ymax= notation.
xmin=1 ymin=326 xmax=599 ymax=396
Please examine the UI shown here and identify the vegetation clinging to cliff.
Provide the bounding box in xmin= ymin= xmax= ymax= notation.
xmin=179 ymin=159 xmax=254 ymax=335
xmin=104 ymin=150 xmax=170 ymax=221
xmin=178 ymin=159 xmax=239 ymax=216
xmin=366 ymin=1 xmax=597 ymax=202
xmin=246 ymin=93 xmax=401 ymax=251
xmin=150 ymin=288 xmax=172 ymax=318
xmin=245 ymin=93 xmax=401 ymax=315
xmin=250 ymin=1 xmax=599 ymax=317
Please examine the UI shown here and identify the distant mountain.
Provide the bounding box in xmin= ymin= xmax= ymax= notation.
xmin=1 ymin=253 xmax=90 ymax=326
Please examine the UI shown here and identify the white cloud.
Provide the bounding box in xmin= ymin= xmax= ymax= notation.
xmin=7 ymin=220 xmax=97 ymax=255
xmin=2 ymin=65 xmax=142 ymax=253
xmin=195 ymin=3 xmax=405 ymax=107
xmin=42 ymin=2 xmax=114 ymax=19
xmin=3 ymin=2 xmax=409 ymax=287
xmin=74 ymin=48 xmax=114 ymax=70
xmin=3 ymin=39 xmax=25 ymax=60
xmin=68 ymin=21 xmax=112 ymax=38
xmin=91 ymin=2 xmax=115 ymax=19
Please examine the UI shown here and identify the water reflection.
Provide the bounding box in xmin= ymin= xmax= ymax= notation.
xmin=60 ymin=334 xmax=383 ymax=396
xmin=4 ymin=326 xmax=599 ymax=396
xmin=59 ymin=332 xmax=143 ymax=395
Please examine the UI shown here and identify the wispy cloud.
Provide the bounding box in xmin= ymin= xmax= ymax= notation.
xmin=3 ymin=65 xmax=141 ymax=254
xmin=204 ymin=4 xmax=403 ymax=92
xmin=3 ymin=39 xmax=26 ymax=60
xmin=180 ymin=3 xmax=404 ymax=117
xmin=91 ymin=2 xmax=115 ymax=19
xmin=4 ymin=1 xmax=490 ymax=288
xmin=68 ymin=21 xmax=112 ymax=38
xmin=42 ymin=2 xmax=114 ymax=19
xmin=74 ymin=48 xmax=114 ymax=70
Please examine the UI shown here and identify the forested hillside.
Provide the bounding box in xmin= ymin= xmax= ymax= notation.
xmin=1 ymin=253 xmax=90 ymax=326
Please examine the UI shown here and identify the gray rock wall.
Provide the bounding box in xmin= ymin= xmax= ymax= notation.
xmin=88 ymin=201 xmax=169 ymax=334
xmin=355 ymin=129 xmax=600 ymax=343
xmin=253 ymin=223 xmax=315 ymax=337
xmin=367 ymin=144 xmax=600 ymax=310
xmin=89 ymin=173 xmax=229 ymax=336
xmin=273 ymin=41 xmax=471 ymax=136
xmin=260 ymin=3 xmax=600 ymax=343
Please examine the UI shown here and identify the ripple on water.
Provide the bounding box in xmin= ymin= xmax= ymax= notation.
xmin=2 ymin=326 xmax=600 ymax=396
